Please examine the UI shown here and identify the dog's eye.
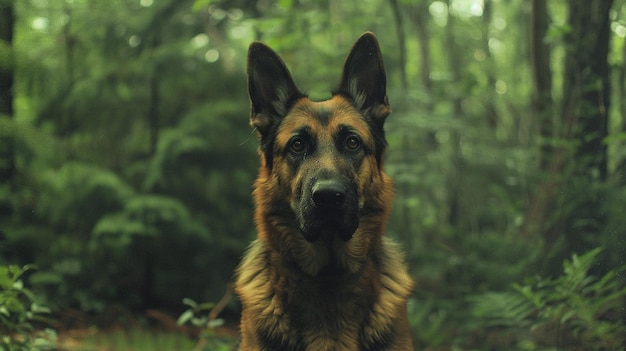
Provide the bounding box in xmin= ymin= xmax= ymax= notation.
xmin=290 ymin=137 xmax=306 ymax=153
xmin=345 ymin=135 xmax=361 ymax=151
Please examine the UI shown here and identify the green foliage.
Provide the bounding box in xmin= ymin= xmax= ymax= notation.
xmin=177 ymin=298 xmax=236 ymax=351
xmin=26 ymin=192 xmax=214 ymax=312
xmin=407 ymin=298 xmax=451 ymax=348
xmin=94 ymin=194 xmax=204 ymax=239
xmin=88 ymin=195 xmax=213 ymax=310
xmin=0 ymin=265 xmax=56 ymax=351
xmin=468 ymin=248 xmax=626 ymax=350
xmin=4 ymin=0 xmax=626 ymax=349
xmin=37 ymin=162 xmax=134 ymax=232
xmin=143 ymin=130 xmax=211 ymax=193
xmin=177 ymin=298 xmax=218 ymax=328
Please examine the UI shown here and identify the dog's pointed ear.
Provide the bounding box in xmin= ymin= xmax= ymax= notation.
xmin=247 ymin=42 xmax=304 ymax=136
xmin=336 ymin=32 xmax=390 ymax=126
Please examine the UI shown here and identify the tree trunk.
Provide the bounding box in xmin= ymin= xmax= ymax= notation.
xmin=530 ymin=0 xmax=553 ymax=171
xmin=0 ymin=0 xmax=15 ymax=185
xmin=444 ymin=0 xmax=464 ymax=228
xmin=520 ymin=0 xmax=554 ymax=238
xmin=148 ymin=71 xmax=160 ymax=156
xmin=618 ymin=32 xmax=626 ymax=184
xmin=412 ymin=0 xmax=436 ymax=149
xmin=413 ymin=0 xmax=433 ymax=107
xmin=480 ymin=0 xmax=498 ymax=129
xmin=562 ymin=1 xmax=612 ymax=180
xmin=148 ymin=34 xmax=162 ymax=156
xmin=394 ymin=0 xmax=435 ymax=251
xmin=556 ymin=0 xmax=612 ymax=252
xmin=0 ymin=0 xmax=13 ymax=116
xmin=388 ymin=0 xmax=408 ymax=89
xmin=521 ymin=1 xmax=613 ymax=259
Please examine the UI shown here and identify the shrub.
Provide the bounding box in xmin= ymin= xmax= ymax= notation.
xmin=37 ymin=162 xmax=133 ymax=232
xmin=0 ymin=265 xmax=56 ymax=351
xmin=91 ymin=195 xmax=213 ymax=308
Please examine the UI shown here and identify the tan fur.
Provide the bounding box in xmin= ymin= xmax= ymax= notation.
xmin=236 ymin=33 xmax=414 ymax=351
xmin=237 ymin=237 xmax=413 ymax=351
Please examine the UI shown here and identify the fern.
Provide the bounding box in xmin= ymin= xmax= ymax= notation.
xmin=469 ymin=291 xmax=535 ymax=329
xmin=469 ymin=247 xmax=626 ymax=350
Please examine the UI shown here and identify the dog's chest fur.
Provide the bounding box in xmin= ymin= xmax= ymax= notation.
xmin=236 ymin=238 xmax=413 ymax=351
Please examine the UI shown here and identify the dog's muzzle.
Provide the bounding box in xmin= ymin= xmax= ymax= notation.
xmin=311 ymin=179 xmax=346 ymax=209
xmin=296 ymin=175 xmax=359 ymax=242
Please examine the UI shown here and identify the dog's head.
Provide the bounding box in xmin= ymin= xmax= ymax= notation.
xmin=247 ymin=33 xmax=393 ymax=269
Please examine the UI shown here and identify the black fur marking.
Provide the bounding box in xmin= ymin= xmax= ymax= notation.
xmin=257 ymin=329 xmax=304 ymax=351
xmin=359 ymin=323 xmax=396 ymax=351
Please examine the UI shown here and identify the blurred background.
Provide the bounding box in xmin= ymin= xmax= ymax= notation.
xmin=1 ymin=0 xmax=625 ymax=350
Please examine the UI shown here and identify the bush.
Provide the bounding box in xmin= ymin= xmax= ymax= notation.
xmin=91 ymin=195 xmax=213 ymax=308
xmin=37 ymin=162 xmax=134 ymax=232
xmin=0 ymin=265 xmax=56 ymax=351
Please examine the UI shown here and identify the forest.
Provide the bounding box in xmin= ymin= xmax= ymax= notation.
xmin=1 ymin=0 xmax=625 ymax=350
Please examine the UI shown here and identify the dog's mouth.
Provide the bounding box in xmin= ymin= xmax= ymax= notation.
xmin=300 ymin=211 xmax=359 ymax=242
xmin=294 ymin=177 xmax=359 ymax=242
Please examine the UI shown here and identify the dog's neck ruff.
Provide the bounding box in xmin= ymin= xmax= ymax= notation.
xmin=235 ymin=237 xmax=413 ymax=351
xmin=258 ymin=207 xmax=383 ymax=276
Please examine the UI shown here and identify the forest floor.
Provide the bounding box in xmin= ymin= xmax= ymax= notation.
xmin=50 ymin=308 xmax=239 ymax=351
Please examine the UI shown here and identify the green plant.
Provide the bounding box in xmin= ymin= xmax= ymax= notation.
xmin=37 ymin=162 xmax=134 ymax=232
xmin=177 ymin=298 xmax=220 ymax=329
xmin=407 ymin=297 xmax=452 ymax=348
xmin=177 ymin=298 xmax=235 ymax=351
xmin=0 ymin=265 xmax=56 ymax=351
xmin=469 ymin=247 xmax=626 ymax=350
xmin=91 ymin=195 xmax=213 ymax=308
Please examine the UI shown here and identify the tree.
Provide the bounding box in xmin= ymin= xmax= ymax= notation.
xmin=530 ymin=0 xmax=552 ymax=171
xmin=0 ymin=0 xmax=15 ymax=185
xmin=523 ymin=0 xmax=614 ymax=265
xmin=521 ymin=0 xmax=555 ymax=239
xmin=388 ymin=0 xmax=408 ymax=90
xmin=562 ymin=1 xmax=612 ymax=180
xmin=557 ymin=0 xmax=613 ymax=253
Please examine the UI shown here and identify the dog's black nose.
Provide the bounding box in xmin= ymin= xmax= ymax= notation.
xmin=311 ymin=180 xmax=346 ymax=208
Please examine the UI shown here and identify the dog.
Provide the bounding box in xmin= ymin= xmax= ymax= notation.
xmin=235 ymin=32 xmax=414 ymax=351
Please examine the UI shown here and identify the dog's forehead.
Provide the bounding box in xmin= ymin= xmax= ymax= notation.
xmin=276 ymin=96 xmax=373 ymax=145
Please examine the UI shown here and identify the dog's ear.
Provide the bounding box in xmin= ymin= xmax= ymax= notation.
xmin=336 ymin=32 xmax=390 ymax=126
xmin=247 ymin=42 xmax=304 ymax=136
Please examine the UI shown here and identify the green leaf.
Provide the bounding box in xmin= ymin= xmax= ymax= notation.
xmin=197 ymin=302 xmax=216 ymax=311
xmin=176 ymin=310 xmax=194 ymax=326
xmin=0 ymin=266 xmax=11 ymax=288
xmin=207 ymin=318 xmax=224 ymax=328
xmin=30 ymin=303 xmax=51 ymax=314
xmin=12 ymin=279 xmax=23 ymax=290
xmin=191 ymin=317 xmax=208 ymax=327
xmin=182 ymin=297 xmax=198 ymax=309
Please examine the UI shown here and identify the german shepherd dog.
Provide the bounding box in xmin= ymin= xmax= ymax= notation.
xmin=236 ymin=32 xmax=414 ymax=351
